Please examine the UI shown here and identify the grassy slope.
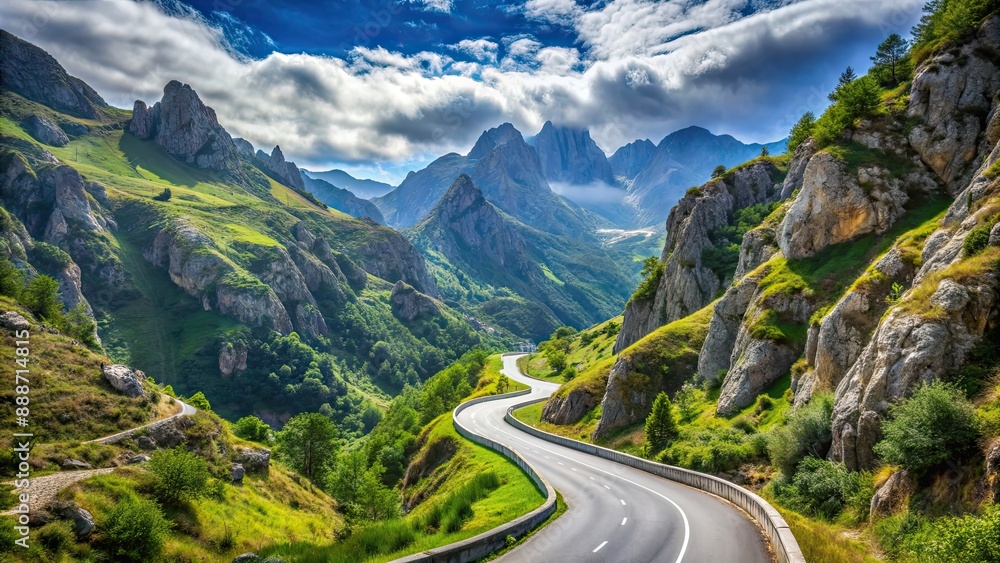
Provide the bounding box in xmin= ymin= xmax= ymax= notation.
xmin=260 ymin=354 xmax=544 ymax=562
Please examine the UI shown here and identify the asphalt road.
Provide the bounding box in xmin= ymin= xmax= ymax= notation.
xmin=455 ymin=354 xmax=772 ymax=563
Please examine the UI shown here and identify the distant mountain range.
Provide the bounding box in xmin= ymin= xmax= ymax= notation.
xmin=364 ymin=122 xmax=785 ymax=231
xmin=302 ymin=168 xmax=395 ymax=200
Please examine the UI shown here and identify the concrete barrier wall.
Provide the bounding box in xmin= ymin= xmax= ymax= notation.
xmin=392 ymin=389 xmax=557 ymax=563
xmin=505 ymin=397 xmax=805 ymax=563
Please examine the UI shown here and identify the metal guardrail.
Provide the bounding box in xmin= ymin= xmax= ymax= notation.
xmin=391 ymin=388 xmax=558 ymax=563
xmin=504 ymin=397 xmax=805 ymax=563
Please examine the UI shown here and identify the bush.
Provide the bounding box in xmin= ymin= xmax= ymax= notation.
xmin=813 ymin=76 xmax=882 ymax=147
xmin=99 ymin=497 xmax=171 ymax=561
xmin=711 ymin=165 xmax=727 ymax=178
xmin=962 ymin=223 xmax=991 ymax=257
xmin=149 ymin=447 xmax=211 ymax=503
xmin=186 ymin=391 xmax=211 ymax=411
xmin=767 ymin=394 xmax=833 ymax=477
xmin=560 ymin=366 xmax=577 ymax=381
xmin=0 ymin=257 xmax=24 ymax=298
xmin=631 ymin=256 xmax=664 ymax=303
xmin=910 ymin=504 xmax=1000 ymax=562
xmin=777 ymin=457 xmax=871 ymax=520
xmin=38 ymin=520 xmax=75 ymax=552
xmin=22 ymin=274 xmax=61 ymax=320
xmin=234 ymin=415 xmax=271 ymax=443
xmin=874 ymin=380 xmax=979 ymax=473
xmin=153 ymin=188 xmax=172 ymax=201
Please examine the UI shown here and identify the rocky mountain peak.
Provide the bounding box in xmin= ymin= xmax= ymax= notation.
xmin=0 ymin=30 xmax=107 ymax=118
xmin=531 ymin=121 xmax=615 ymax=186
xmin=468 ymin=122 xmax=523 ymax=159
xmin=609 ymin=138 xmax=657 ymax=179
xmin=128 ymin=81 xmax=240 ymax=173
xmin=267 ymin=145 xmax=305 ymax=189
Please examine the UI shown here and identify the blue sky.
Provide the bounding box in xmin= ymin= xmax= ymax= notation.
xmin=2 ymin=0 xmax=922 ymax=184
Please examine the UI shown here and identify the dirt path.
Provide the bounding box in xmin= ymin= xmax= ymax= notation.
xmin=2 ymin=468 xmax=115 ymax=515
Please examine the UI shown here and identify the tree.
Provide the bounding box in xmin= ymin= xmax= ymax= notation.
xmin=545 ymin=349 xmax=567 ymax=373
xmin=874 ymin=380 xmax=980 ymax=473
xmin=760 ymin=145 xmax=770 ymax=157
xmin=871 ymin=34 xmax=909 ymax=85
xmin=644 ymin=392 xmax=677 ymax=455
xmin=0 ymin=258 xmax=24 ymax=298
xmin=496 ymin=373 xmax=510 ymax=394
xmin=828 ymin=66 xmax=858 ymax=101
xmin=22 ymin=275 xmax=60 ymax=319
xmin=148 ymin=447 xmax=210 ymax=504
xmin=277 ymin=412 xmax=339 ymax=480
xmin=233 ymin=415 xmax=271 ymax=443
xmin=674 ymin=382 xmax=701 ymax=422
xmin=711 ymin=164 xmax=727 ymax=178
xmin=787 ymin=112 xmax=816 ymax=152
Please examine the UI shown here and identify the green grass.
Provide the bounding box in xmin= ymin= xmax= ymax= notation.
xmin=56 ymin=464 xmax=342 ymax=562
xmin=539 ymin=263 xmax=565 ymax=286
xmin=261 ymin=413 xmax=546 ymax=562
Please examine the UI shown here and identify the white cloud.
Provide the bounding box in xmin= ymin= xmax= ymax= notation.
xmin=448 ymin=38 xmax=499 ymax=63
xmin=405 ymin=0 xmax=453 ymax=13
xmin=524 ymin=0 xmax=582 ymax=26
xmin=0 ymin=0 xmax=920 ymax=172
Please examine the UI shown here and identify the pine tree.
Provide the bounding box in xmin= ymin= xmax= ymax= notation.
xmin=644 ymin=392 xmax=677 ymax=455
xmin=872 ymin=34 xmax=909 ymax=85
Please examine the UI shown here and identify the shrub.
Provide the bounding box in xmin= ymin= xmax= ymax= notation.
xmin=674 ymin=382 xmax=702 ymax=422
xmin=711 ymin=165 xmax=727 ymax=178
xmin=874 ymin=380 xmax=980 ymax=473
xmin=777 ymin=457 xmax=870 ymax=520
xmin=186 ymin=391 xmax=211 ymax=411
xmin=813 ymin=76 xmax=882 ymax=147
xmin=686 ymin=186 xmax=702 ymax=197
xmin=149 ymin=447 xmax=211 ymax=503
xmin=38 ymin=520 xmax=75 ymax=552
xmin=99 ymin=497 xmax=171 ymax=561
xmin=560 ymin=366 xmax=577 ymax=381
xmin=153 ymin=188 xmax=172 ymax=201
xmin=631 ymin=256 xmax=664 ymax=303
xmin=962 ymin=223 xmax=991 ymax=257
xmin=22 ymin=274 xmax=61 ymax=320
xmin=911 ymin=504 xmax=1000 ymax=562
xmin=0 ymin=257 xmax=24 ymax=298
xmin=233 ymin=415 xmax=272 ymax=443
xmin=767 ymin=394 xmax=834 ymax=477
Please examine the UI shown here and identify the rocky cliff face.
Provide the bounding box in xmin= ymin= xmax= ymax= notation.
xmin=0 ymin=30 xmax=107 ymax=118
xmin=128 ymin=81 xmax=240 ymax=173
xmin=389 ymin=280 xmax=441 ymax=322
xmin=266 ymin=145 xmax=305 ymax=190
xmin=615 ymin=161 xmax=782 ymax=353
xmin=531 ymin=121 xmax=616 ymax=186
xmin=609 ymin=139 xmax=657 ymax=180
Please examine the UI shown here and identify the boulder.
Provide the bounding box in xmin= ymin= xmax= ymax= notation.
xmin=102 ymin=364 xmax=145 ymax=398
xmin=127 ymin=453 xmax=151 ymax=464
xmin=234 ymin=447 xmax=270 ymax=473
xmin=23 ymin=114 xmax=69 ymax=147
xmin=231 ymin=463 xmax=245 ymax=484
xmin=51 ymin=502 xmax=95 ymax=537
xmin=137 ymin=435 xmax=157 ymax=450
xmin=0 ymin=311 xmax=30 ymax=331
xmin=870 ymin=470 xmax=913 ymax=519
xmin=542 ymin=385 xmax=601 ymax=426
xmin=61 ymin=459 xmax=91 ymax=469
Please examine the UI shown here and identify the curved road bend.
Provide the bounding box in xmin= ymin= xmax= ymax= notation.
xmin=456 ymin=355 xmax=772 ymax=563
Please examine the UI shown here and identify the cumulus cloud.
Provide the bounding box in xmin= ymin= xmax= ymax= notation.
xmin=0 ymin=0 xmax=920 ymax=175
xmin=448 ymin=38 xmax=499 ymax=63
xmin=524 ymin=0 xmax=583 ymax=26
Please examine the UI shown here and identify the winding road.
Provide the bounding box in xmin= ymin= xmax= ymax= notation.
xmin=456 ymin=355 xmax=773 ymax=563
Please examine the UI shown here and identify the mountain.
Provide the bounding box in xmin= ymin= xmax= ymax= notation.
xmin=408 ymin=175 xmax=633 ymax=340
xmin=375 ymin=123 xmax=603 ymax=238
xmin=0 ymin=29 xmax=108 ymax=119
xmin=625 ymin=126 xmax=787 ymax=226
xmin=609 ymin=138 xmax=657 ymax=179
xmin=0 ymin=29 xmax=500 ymax=432
xmin=530 ymin=121 xmax=616 ymax=186
xmin=300 ymin=172 xmax=386 ymax=224
xmin=303 ymin=168 xmax=395 ymax=199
